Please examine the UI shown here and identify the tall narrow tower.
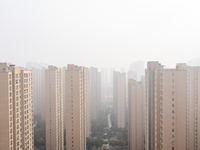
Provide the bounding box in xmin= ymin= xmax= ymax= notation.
xmin=113 ymin=71 xmax=126 ymax=128
xmin=65 ymin=64 xmax=86 ymax=150
xmin=128 ymin=79 xmax=144 ymax=150
xmin=45 ymin=66 xmax=64 ymax=150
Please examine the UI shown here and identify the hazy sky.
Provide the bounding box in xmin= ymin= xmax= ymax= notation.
xmin=1 ymin=0 xmax=200 ymax=69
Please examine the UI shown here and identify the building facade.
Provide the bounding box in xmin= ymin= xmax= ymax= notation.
xmin=65 ymin=64 xmax=86 ymax=150
xmin=90 ymin=67 xmax=101 ymax=120
xmin=85 ymin=68 xmax=91 ymax=137
xmin=0 ymin=63 xmax=34 ymax=150
xmin=145 ymin=61 xmax=200 ymax=150
xmin=45 ymin=66 xmax=64 ymax=150
xmin=32 ymin=68 xmax=45 ymax=120
xmin=128 ymin=79 xmax=144 ymax=150
xmin=113 ymin=71 xmax=126 ymax=128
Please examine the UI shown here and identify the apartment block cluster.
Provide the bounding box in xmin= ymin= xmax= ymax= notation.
xmin=128 ymin=61 xmax=200 ymax=150
xmin=2 ymin=60 xmax=200 ymax=150
xmin=0 ymin=62 xmax=101 ymax=150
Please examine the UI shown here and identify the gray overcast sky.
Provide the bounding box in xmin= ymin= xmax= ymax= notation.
xmin=1 ymin=0 xmax=200 ymax=69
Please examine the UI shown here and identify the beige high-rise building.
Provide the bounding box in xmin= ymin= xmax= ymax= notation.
xmin=145 ymin=61 xmax=200 ymax=150
xmin=63 ymin=66 xmax=67 ymax=130
xmin=45 ymin=66 xmax=64 ymax=150
xmin=0 ymin=63 xmax=34 ymax=150
xmin=128 ymin=79 xmax=144 ymax=150
xmin=113 ymin=71 xmax=126 ymax=128
xmin=65 ymin=64 xmax=86 ymax=150
xmin=85 ymin=67 xmax=91 ymax=137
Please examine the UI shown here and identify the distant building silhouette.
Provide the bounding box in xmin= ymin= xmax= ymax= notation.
xmin=130 ymin=61 xmax=144 ymax=81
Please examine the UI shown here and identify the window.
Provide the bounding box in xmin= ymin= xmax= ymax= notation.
xmin=172 ymin=135 xmax=174 ymax=138
xmin=172 ymin=141 xmax=174 ymax=144
xmin=9 ymin=74 xmax=11 ymax=79
xmin=172 ymin=122 xmax=174 ymax=126
xmin=172 ymin=104 xmax=174 ymax=107
xmin=172 ymin=92 xmax=174 ymax=95
xmin=172 ymin=85 xmax=174 ymax=89
xmin=172 ymin=128 xmax=174 ymax=132
xmin=172 ymin=110 xmax=174 ymax=113
xmin=161 ymin=97 xmax=163 ymax=101
xmin=172 ymin=73 xmax=174 ymax=76
xmin=172 ymin=98 xmax=174 ymax=101
xmin=172 ymin=79 xmax=174 ymax=82
xmin=172 ymin=116 xmax=174 ymax=120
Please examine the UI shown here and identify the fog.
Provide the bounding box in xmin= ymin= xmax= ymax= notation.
xmin=1 ymin=0 xmax=200 ymax=69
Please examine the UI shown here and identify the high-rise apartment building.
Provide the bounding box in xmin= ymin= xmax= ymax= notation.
xmin=113 ymin=71 xmax=126 ymax=128
xmin=90 ymin=67 xmax=98 ymax=120
xmin=97 ymin=72 xmax=101 ymax=111
xmin=63 ymin=66 xmax=67 ymax=130
xmin=0 ymin=63 xmax=34 ymax=150
xmin=101 ymin=68 xmax=108 ymax=88
xmin=26 ymin=62 xmax=46 ymax=120
xmin=145 ymin=61 xmax=200 ymax=150
xmin=32 ymin=68 xmax=45 ymax=120
xmin=128 ymin=79 xmax=144 ymax=150
xmin=45 ymin=66 xmax=64 ymax=150
xmin=65 ymin=64 xmax=86 ymax=150
xmin=85 ymin=68 xmax=91 ymax=137
xmin=109 ymin=68 xmax=116 ymax=86
xmin=90 ymin=67 xmax=101 ymax=120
